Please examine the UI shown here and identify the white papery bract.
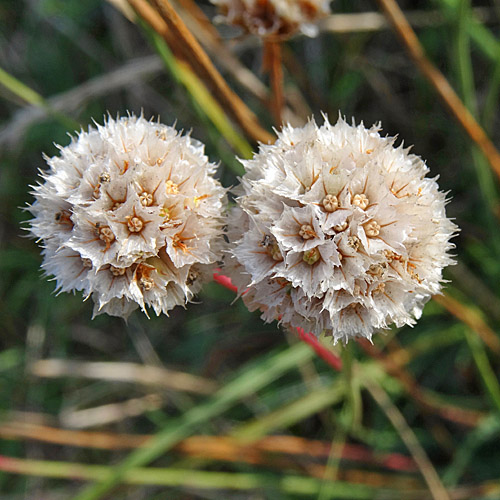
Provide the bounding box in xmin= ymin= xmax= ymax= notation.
xmin=226 ymin=116 xmax=457 ymax=343
xmin=28 ymin=115 xmax=226 ymax=318
xmin=211 ymin=0 xmax=330 ymax=38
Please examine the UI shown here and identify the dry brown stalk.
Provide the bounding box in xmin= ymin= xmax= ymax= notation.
xmin=128 ymin=0 xmax=182 ymax=59
xmin=365 ymin=377 xmax=452 ymax=500
xmin=263 ymin=39 xmax=285 ymax=126
xmin=0 ymin=422 xmax=419 ymax=475
xmin=433 ymin=293 xmax=500 ymax=355
xmin=0 ymin=422 xmax=147 ymax=449
xmin=60 ymin=394 xmax=165 ymax=429
xmin=31 ymin=359 xmax=217 ymax=394
xmin=174 ymin=0 xmax=221 ymax=40
xmin=149 ymin=0 xmax=274 ymax=144
xmin=169 ymin=0 xmax=306 ymax=124
xmin=318 ymin=7 xmax=496 ymax=34
xmin=376 ymin=0 xmax=500 ymax=182
xmin=171 ymin=0 xmax=267 ymax=103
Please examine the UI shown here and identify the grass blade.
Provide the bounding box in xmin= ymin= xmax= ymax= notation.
xmin=0 ymin=66 xmax=79 ymax=131
xmin=0 ymin=455 xmax=377 ymax=498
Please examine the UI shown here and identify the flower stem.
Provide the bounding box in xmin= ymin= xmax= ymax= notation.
xmin=342 ymin=343 xmax=362 ymax=433
xmin=263 ymin=39 xmax=284 ymax=126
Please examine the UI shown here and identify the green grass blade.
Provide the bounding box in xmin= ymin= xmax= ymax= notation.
xmin=482 ymin=47 xmax=500 ymax=134
xmin=442 ymin=414 xmax=500 ymax=486
xmin=0 ymin=455 xmax=377 ymax=498
xmin=0 ymin=66 xmax=80 ymax=131
xmin=463 ymin=328 xmax=500 ymax=413
xmin=450 ymin=0 xmax=500 ymax=258
xmin=232 ymin=382 xmax=344 ymax=441
xmin=72 ymin=342 xmax=315 ymax=500
xmin=437 ymin=0 xmax=500 ymax=62
xmin=0 ymin=67 xmax=46 ymax=107
xmin=454 ymin=0 xmax=476 ymax=113
xmin=439 ymin=0 xmax=500 ymax=176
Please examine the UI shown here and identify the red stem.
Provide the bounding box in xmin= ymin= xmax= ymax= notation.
xmin=213 ymin=272 xmax=342 ymax=372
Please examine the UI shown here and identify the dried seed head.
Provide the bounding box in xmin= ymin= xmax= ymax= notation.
xmin=322 ymin=194 xmax=339 ymax=212
xmin=365 ymin=220 xmax=380 ymax=238
xmin=98 ymin=225 xmax=115 ymax=245
xmin=347 ymin=235 xmax=360 ymax=251
xmin=211 ymin=0 xmax=331 ymax=38
xmin=126 ymin=216 xmax=144 ymax=233
xmin=303 ymin=247 xmax=320 ymax=265
xmin=226 ymin=116 xmax=457 ymax=343
xmin=139 ymin=191 xmax=154 ymax=207
xmin=334 ymin=221 xmax=348 ymax=232
xmin=27 ymin=114 xmax=227 ymax=319
xmin=110 ymin=265 xmax=126 ymax=276
xmin=165 ymin=180 xmax=179 ymax=194
xmin=299 ymin=224 xmax=315 ymax=240
xmin=352 ymin=193 xmax=369 ymax=210
xmin=139 ymin=276 xmax=154 ymax=291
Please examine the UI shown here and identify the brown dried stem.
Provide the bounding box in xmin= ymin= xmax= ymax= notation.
xmin=171 ymin=0 xmax=305 ymax=123
xmin=149 ymin=0 xmax=274 ymax=144
xmin=128 ymin=0 xmax=181 ymax=58
xmin=376 ymin=0 xmax=500 ymax=182
xmin=0 ymin=422 xmax=418 ymax=475
xmin=263 ymin=39 xmax=284 ymax=125
xmin=30 ymin=359 xmax=218 ymax=394
xmin=433 ymin=293 xmax=500 ymax=355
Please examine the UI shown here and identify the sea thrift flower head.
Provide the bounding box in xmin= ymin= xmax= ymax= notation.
xmin=211 ymin=0 xmax=331 ymax=38
xmin=226 ymin=116 xmax=457 ymax=343
xmin=28 ymin=114 xmax=226 ymax=318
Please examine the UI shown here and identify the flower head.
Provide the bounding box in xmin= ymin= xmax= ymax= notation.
xmin=28 ymin=114 xmax=226 ymax=318
xmin=211 ymin=0 xmax=330 ymax=38
xmin=226 ymin=116 xmax=457 ymax=343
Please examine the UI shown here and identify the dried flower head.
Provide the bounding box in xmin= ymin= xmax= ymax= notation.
xmin=211 ymin=0 xmax=331 ymax=38
xmin=226 ymin=116 xmax=457 ymax=343
xmin=28 ymin=115 xmax=226 ymax=318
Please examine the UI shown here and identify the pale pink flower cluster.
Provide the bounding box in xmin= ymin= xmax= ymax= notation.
xmin=226 ymin=116 xmax=457 ymax=343
xmin=28 ymin=115 xmax=226 ymax=318
xmin=211 ymin=0 xmax=330 ymax=38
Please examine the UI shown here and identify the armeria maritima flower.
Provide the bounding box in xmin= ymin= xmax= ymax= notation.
xmin=211 ymin=0 xmax=331 ymax=38
xmin=226 ymin=116 xmax=457 ymax=343
xmin=28 ymin=114 xmax=226 ymax=319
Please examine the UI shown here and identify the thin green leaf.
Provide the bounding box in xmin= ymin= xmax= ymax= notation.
xmin=0 ymin=455 xmax=376 ymax=498
xmin=0 ymin=66 xmax=79 ymax=131
xmin=463 ymin=328 xmax=500 ymax=413
xmin=443 ymin=414 xmax=500 ymax=486
xmin=233 ymin=382 xmax=344 ymax=442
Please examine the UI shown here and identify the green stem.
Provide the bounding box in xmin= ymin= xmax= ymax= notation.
xmin=0 ymin=66 xmax=80 ymax=131
xmin=463 ymin=328 xmax=500 ymax=413
xmin=452 ymin=0 xmax=500 ymax=254
xmin=0 ymin=67 xmax=45 ymax=107
xmin=341 ymin=343 xmax=362 ymax=433
xmin=233 ymin=383 xmax=344 ymax=442
xmin=0 ymin=455 xmax=375 ymax=498
xmin=482 ymin=46 xmax=500 ymax=134
xmin=317 ymin=426 xmax=347 ymax=500
xmin=442 ymin=414 xmax=500 ymax=487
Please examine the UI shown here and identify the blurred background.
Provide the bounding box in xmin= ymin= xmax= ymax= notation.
xmin=1 ymin=0 xmax=500 ymax=498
